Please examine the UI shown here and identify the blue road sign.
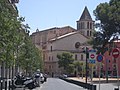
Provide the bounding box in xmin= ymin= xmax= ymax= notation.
xmin=89 ymin=60 xmax=96 ymax=64
xmin=97 ymin=54 xmax=103 ymax=62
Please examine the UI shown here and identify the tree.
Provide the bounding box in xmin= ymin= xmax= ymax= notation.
xmin=57 ymin=52 xmax=74 ymax=74
xmin=74 ymin=61 xmax=83 ymax=76
xmin=92 ymin=0 xmax=120 ymax=54
xmin=17 ymin=24 xmax=43 ymax=75
xmin=0 ymin=0 xmax=43 ymax=77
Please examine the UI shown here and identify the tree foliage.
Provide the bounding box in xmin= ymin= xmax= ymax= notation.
xmin=0 ymin=0 xmax=43 ymax=74
xmin=92 ymin=0 xmax=120 ymax=54
xmin=57 ymin=52 xmax=74 ymax=74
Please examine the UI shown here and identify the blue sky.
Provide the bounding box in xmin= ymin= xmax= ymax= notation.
xmin=17 ymin=0 xmax=109 ymax=34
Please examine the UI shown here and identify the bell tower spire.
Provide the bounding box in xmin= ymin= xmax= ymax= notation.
xmin=77 ymin=6 xmax=94 ymax=37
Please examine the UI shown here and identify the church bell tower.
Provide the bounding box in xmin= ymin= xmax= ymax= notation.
xmin=77 ymin=6 xmax=94 ymax=37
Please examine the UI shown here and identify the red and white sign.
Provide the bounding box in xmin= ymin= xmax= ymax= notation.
xmin=90 ymin=54 xmax=95 ymax=59
xmin=112 ymin=48 xmax=120 ymax=58
xmin=89 ymin=51 xmax=96 ymax=60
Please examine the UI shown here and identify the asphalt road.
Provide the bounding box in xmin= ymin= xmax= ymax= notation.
xmin=40 ymin=78 xmax=87 ymax=90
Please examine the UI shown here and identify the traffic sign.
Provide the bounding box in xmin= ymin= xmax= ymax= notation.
xmin=112 ymin=48 xmax=120 ymax=58
xmin=97 ymin=54 xmax=103 ymax=62
xmin=89 ymin=60 xmax=96 ymax=64
xmin=90 ymin=54 xmax=95 ymax=59
xmin=89 ymin=50 xmax=96 ymax=64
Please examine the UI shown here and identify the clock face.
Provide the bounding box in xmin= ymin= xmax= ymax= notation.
xmin=75 ymin=42 xmax=80 ymax=48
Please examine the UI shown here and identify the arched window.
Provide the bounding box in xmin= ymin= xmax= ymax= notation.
xmin=87 ymin=22 xmax=89 ymax=29
xmin=51 ymin=46 xmax=52 ymax=52
xmin=90 ymin=22 xmax=92 ymax=29
xmin=87 ymin=30 xmax=89 ymax=36
xmin=90 ymin=31 xmax=92 ymax=36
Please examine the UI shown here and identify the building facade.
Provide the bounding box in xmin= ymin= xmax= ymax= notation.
xmin=102 ymin=40 xmax=120 ymax=77
xmin=31 ymin=7 xmax=95 ymax=76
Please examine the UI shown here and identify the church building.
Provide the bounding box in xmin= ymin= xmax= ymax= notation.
xmin=31 ymin=6 xmax=95 ymax=76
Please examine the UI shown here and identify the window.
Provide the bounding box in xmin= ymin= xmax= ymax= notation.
xmin=81 ymin=54 xmax=83 ymax=60
xmin=90 ymin=22 xmax=92 ymax=29
xmin=87 ymin=30 xmax=89 ymax=36
xmin=81 ymin=22 xmax=85 ymax=29
xmin=82 ymin=22 xmax=85 ymax=29
xmin=75 ymin=42 xmax=80 ymax=48
xmin=51 ymin=46 xmax=52 ymax=52
xmin=87 ymin=22 xmax=89 ymax=29
xmin=90 ymin=31 xmax=92 ymax=36
xmin=75 ymin=54 xmax=77 ymax=60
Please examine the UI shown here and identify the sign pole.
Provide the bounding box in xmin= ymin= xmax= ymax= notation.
xmin=96 ymin=54 xmax=103 ymax=90
xmin=91 ymin=65 xmax=93 ymax=90
xmin=91 ymin=65 xmax=93 ymax=82
xmin=98 ymin=62 xmax=101 ymax=90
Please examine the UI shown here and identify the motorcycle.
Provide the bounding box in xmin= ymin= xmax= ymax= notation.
xmin=10 ymin=74 xmax=37 ymax=90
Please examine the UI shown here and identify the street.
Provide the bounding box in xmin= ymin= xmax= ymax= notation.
xmin=39 ymin=78 xmax=86 ymax=90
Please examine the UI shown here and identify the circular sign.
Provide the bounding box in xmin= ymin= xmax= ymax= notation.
xmin=90 ymin=54 xmax=95 ymax=59
xmin=112 ymin=48 xmax=120 ymax=58
xmin=97 ymin=54 xmax=103 ymax=62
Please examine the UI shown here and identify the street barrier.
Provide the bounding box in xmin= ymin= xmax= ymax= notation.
xmin=60 ymin=77 xmax=96 ymax=90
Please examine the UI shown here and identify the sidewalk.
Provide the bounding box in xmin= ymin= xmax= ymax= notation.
xmin=68 ymin=77 xmax=120 ymax=90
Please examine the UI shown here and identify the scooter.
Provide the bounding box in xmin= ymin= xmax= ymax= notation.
xmin=10 ymin=74 xmax=37 ymax=90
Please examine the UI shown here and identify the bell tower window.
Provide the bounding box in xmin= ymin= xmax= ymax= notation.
xmin=90 ymin=31 xmax=92 ymax=36
xmin=90 ymin=22 xmax=92 ymax=29
xmin=87 ymin=22 xmax=89 ymax=29
xmin=51 ymin=46 xmax=52 ymax=52
xmin=87 ymin=30 xmax=89 ymax=36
